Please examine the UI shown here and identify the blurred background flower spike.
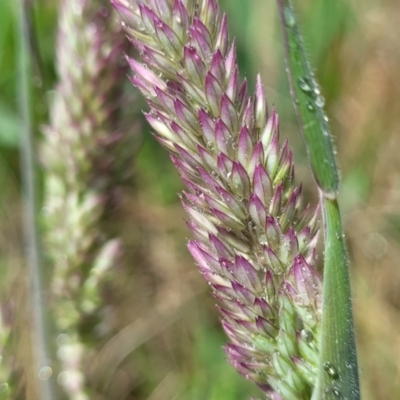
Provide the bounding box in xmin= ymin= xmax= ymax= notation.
xmin=41 ymin=0 xmax=137 ymax=398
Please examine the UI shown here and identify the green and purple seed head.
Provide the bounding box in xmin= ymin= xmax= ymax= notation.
xmin=112 ymin=0 xmax=322 ymax=397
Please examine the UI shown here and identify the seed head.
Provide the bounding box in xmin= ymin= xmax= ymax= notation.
xmin=112 ymin=0 xmax=322 ymax=397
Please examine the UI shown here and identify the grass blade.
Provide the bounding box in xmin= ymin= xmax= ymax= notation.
xmin=315 ymin=197 xmax=360 ymax=399
xmin=16 ymin=0 xmax=54 ymax=398
xmin=275 ymin=0 xmax=338 ymax=195
xmin=275 ymin=0 xmax=360 ymax=398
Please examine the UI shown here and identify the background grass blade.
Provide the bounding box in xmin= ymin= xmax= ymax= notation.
xmin=15 ymin=0 xmax=55 ymax=398
xmin=275 ymin=0 xmax=360 ymax=398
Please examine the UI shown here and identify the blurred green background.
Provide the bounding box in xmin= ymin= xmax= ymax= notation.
xmin=1 ymin=0 xmax=400 ymax=399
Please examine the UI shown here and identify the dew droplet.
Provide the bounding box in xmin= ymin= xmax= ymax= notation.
xmin=332 ymin=386 xmax=341 ymax=397
xmin=315 ymin=95 xmax=325 ymax=107
xmin=283 ymin=7 xmax=296 ymax=28
xmin=248 ymin=221 xmax=256 ymax=231
xmin=206 ymin=141 xmax=215 ymax=151
xmin=298 ymin=77 xmax=313 ymax=94
xmin=323 ymin=361 xmax=339 ymax=380
xmin=294 ymin=294 xmax=305 ymax=305
xmin=306 ymin=101 xmax=315 ymax=111
xmin=300 ymin=329 xmax=314 ymax=343
xmin=258 ymin=234 xmax=268 ymax=245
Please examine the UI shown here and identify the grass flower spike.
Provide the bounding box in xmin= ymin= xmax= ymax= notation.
xmin=112 ymin=0 xmax=322 ymax=398
xmin=41 ymin=0 xmax=134 ymax=398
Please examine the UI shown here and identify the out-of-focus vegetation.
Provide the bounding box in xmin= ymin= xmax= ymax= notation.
xmin=0 ymin=0 xmax=399 ymax=399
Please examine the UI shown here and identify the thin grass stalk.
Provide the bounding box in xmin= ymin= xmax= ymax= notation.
xmin=41 ymin=1 xmax=135 ymax=398
xmin=112 ymin=1 xmax=324 ymax=398
xmin=275 ymin=0 xmax=360 ymax=398
xmin=16 ymin=0 xmax=55 ymax=398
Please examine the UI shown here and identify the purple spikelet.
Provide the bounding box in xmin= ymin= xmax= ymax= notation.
xmin=112 ymin=0 xmax=322 ymax=397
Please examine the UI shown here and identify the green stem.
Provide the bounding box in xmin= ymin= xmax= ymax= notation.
xmin=16 ymin=0 xmax=55 ymax=398
xmin=275 ymin=0 xmax=360 ymax=398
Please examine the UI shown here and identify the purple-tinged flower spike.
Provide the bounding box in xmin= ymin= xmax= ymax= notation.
xmin=41 ymin=1 xmax=139 ymax=399
xmin=113 ymin=1 xmax=322 ymax=398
